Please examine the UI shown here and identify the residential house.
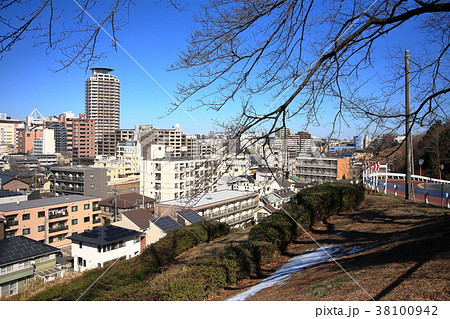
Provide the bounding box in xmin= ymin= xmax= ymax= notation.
xmin=112 ymin=208 xmax=154 ymax=248
xmin=0 ymin=236 xmax=60 ymax=299
xmin=68 ymin=225 xmax=143 ymax=272
xmin=176 ymin=210 xmax=204 ymax=227
xmin=146 ymin=216 xmax=181 ymax=245
xmin=98 ymin=192 xmax=155 ymax=223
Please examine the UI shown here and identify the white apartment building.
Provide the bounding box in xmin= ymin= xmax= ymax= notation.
xmin=140 ymin=145 xmax=219 ymax=201
xmin=32 ymin=128 xmax=55 ymax=154
xmin=155 ymin=190 xmax=259 ymax=228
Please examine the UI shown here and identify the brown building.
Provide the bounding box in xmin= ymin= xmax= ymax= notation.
xmin=0 ymin=195 xmax=102 ymax=247
xmin=17 ymin=129 xmax=42 ymax=154
xmin=98 ymin=192 xmax=155 ymax=222
xmin=294 ymin=156 xmax=350 ymax=182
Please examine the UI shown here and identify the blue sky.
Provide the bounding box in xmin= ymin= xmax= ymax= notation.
xmin=0 ymin=1 xmax=432 ymax=139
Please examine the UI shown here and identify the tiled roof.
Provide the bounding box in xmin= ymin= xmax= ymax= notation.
xmin=178 ymin=210 xmax=204 ymax=224
xmin=152 ymin=216 xmax=181 ymax=233
xmin=0 ymin=236 xmax=60 ymax=266
xmin=121 ymin=209 xmax=152 ymax=229
xmin=98 ymin=192 xmax=155 ymax=209
xmin=67 ymin=225 xmax=142 ymax=246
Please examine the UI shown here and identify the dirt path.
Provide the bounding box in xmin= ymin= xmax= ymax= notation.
xmin=211 ymin=193 xmax=450 ymax=301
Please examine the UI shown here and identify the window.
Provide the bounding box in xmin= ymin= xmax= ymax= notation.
xmin=22 ymin=213 xmax=30 ymax=220
xmin=23 ymin=228 xmax=30 ymax=235
xmin=71 ymin=206 xmax=78 ymax=212
xmin=38 ymin=225 xmax=45 ymax=232
xmin=90 ymin=174 xmax=94 ymax=178
xmin=84 ymin=216 xmax=90 ymax=223
xmin=90 ymin=184 xmax=94 ymax=189
xmin=71 ymin=219 xmax=78 ymax=225
xmin=84 ymin=204 xmax=90 ymax=210
xmin=79 ymin=242 xmax=83 ymax=249
xmin=1 ymin=281 xmax=18 ymax=297
xmin=38 ymin=211 xmax=45 ymax=218
xmin=40 ymin=255 xmax=50 ymax=262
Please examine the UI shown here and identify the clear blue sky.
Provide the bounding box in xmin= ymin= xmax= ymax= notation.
xmin=0 ymin=1 xmax=429 ymax=139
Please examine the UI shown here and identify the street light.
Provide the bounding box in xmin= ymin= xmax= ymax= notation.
xmin=419 ymin=159 xmax=424 ymax=176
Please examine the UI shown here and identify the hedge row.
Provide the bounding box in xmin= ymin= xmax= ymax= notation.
xmin=102 ymin=240 xmax=277 ymax=301
xmin=29 ymin=220 xmax=230 ymax=301
xmin=249 ymin=182 xmax=365 ymax=253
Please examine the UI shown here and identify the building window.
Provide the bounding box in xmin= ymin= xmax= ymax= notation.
xmin=79 ymin=242 xmax=83 ymax=249
xmin=72 ymin=206 xmax=78 ymax=212
xmin=84 ymin=216 xmax=90 ymax=223
xmin=22 ymin=213 xmax=30 ymax=220
xmin=1 ymin=281 xmax=18 ymax=297
xmin=40 ymin=255 xmax=50 ymax=262
xmin=72 ymin=219 xmax=78 ymax=225
xmin=84 ymin=204 xmax=90 ymax=210
xmin=90 ymin=184 xmax=94 ymax=189
xmin=38 ymin=225 xmax=45 ymax=232
xmin=38 ymin=211 xmax=45 ymax=218
xmin=23 ymin=228 xmax=30 ymax=235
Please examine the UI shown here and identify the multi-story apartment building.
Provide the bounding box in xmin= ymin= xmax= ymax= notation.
xmin=96 ymin=129 xmax=136 ymax=157
xmin=293 ymin=156 xmax=350 ymax=182
xmin=155 ymin=190 xmax=259 ymax=228
xmin=49 ymin=166 xmax=110 ymax=198
xmin=0 ymin=195 xmax=102 ymax=247
xmin=45 ymin=120 xmax=67 ymax=153
xmin=69 ymin=115 xmax=96 ymax=160
xmin=16 ymin=129 xmax=42 ymax=154
xmin=0 ymin=116 xmax=25 ymax=153
xmin=140 ymin=145 xmax=219 ymax=201
xmin=85 ymin=67 xmax=120 ymax=156
xmin=137 ymin=124 xmax=211 ymax=160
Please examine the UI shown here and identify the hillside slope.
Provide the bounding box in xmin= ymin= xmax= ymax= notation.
xmin=211 ymin=194 xmax=450 ymax=301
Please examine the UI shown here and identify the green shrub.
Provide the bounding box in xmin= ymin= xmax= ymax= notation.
xmin=248 ymin=240 xmax=276 ymax=275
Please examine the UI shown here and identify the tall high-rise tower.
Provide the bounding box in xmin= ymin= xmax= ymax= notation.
xmin=85 ymin=67 xmax=120 ymax=155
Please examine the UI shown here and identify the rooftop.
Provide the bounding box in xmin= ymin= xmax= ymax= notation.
xmin=68 ymin=225 xmax=142 ymax=246
xmin=151 ymin=216 xmax=181 ymax=233
xmin=0 ymin=236 xmax=60 ymax=266
xmin=98 ymin=192 xmax=155 ymax=209
xmin=158 ymin=190 xmax=258 ymax=209
xmin=121 ymin=209 xmax=153 ymax=229
xmin=0 ymin=195 xmax=99 ymax=212
xmin=178 ymin=210 xmax=204 ymax=224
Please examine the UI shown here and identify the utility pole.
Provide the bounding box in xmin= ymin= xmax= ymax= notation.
xmin=405 ymin=50 xmax=413 ymax=200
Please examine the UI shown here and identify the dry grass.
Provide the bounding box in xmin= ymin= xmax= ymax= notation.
xmin=211 ymin=193 xmax=450 ymax=301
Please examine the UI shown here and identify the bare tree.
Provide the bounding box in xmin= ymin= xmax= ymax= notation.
xmin=169 ymin=0 xmax=449 ymax=139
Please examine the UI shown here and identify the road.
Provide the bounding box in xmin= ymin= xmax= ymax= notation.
xmin=370 ymin=179 xmax=450 ymax=208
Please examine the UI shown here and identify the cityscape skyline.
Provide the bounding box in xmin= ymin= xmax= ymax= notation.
xmin=0 ymin=2 xmax=433 ymax=140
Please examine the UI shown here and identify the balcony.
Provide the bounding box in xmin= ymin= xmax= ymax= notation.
xmin=49 ymin=225 xmax=69 ymax=233
xmin=5 ymin=220 xmax=19 ymax=228
xmin=48 ymin=209 xmax=69 ymax=220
